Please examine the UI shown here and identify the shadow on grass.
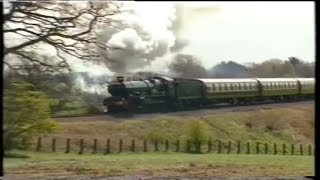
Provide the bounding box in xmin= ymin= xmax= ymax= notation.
xmin=4 ymin=151 xmax=30 ymax=159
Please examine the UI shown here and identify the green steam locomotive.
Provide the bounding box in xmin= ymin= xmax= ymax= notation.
xmin=103 ymin=76 xmax=314 ymax=113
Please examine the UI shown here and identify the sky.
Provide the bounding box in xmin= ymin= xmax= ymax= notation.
xmin=176 ymin=1 xmax=315 ymax=67
xmin=4 ymin=1 xmax=315 ymax=75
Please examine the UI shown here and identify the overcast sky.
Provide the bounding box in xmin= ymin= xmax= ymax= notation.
xmin=4 ymin=1 xmax=315 ymax=75
xmin=178 ymin=1 xmax=315 ymax=67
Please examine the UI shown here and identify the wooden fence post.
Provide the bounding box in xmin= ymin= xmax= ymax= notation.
xmin=218 ymin=140 xmax=222 ymax=154
xmin=237 ymin=141 xmax=241 ymax=154
xmin=92 ymin=139 xmax=97 ymax=154
xmin=36 ymin=137 xmax=42 ymax=151
xmin=299 ymin=144 xmax=303 ymax=155
xmin=65 ymin=138 xmax=70 ymax=153
xmin=52 ymin=138 xmax=56 ymax=152
xmin=119 ymin=139 xmax=123 ymax=153
xmin=256 ymin=142 xmax=260 ymax=154
xmin=154 ymin=140 xmax=158 ymax=152
xmin=291 ymin=144 xmax=295 ymax=155
xmin=131 ymin=139 xmax=135 ymax=152
xmin=264 ymin=143 xmax=268 ymax=154
xmin=176 ymin=140 xmax=180 ymax=152
xmin=282 ymin=144 xmax=287 ymax=155
xmin=308 ymin=144 xmax=312 ymax=156
xmin=143 ymin=140 xmax=147 ymax=152
xmin=165 ymin=140 xmax=169 ymax=152
xmin=227 ymin=141 xmax=231 ymax=154
xmin=246 ymin=142 xmax=250 ymax=154
xmin=79 ymin=139 xmax=84 ymax=154
xmin=207 ymin=140 xmax=212 ymax=152
xmin=273 ymin=143 xmax=277 ymax=155
xmin=104 ymin=139 xmax=110 ymax=154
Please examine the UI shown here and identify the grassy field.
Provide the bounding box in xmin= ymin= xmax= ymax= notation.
xmin=4 ymin=151 xmax=314 ymax=178
xmin=4 ymin=104 xmax=314 ymax=178
xmin=40 ymin=104 xmax=314 ymax=153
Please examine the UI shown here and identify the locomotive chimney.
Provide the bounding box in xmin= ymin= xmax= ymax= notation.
xmin=116 ymin=76 xmax=124 ymax=83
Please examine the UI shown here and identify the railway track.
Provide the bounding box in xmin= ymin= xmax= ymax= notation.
xmin=53 ymin=100 xmax=314 ymax=122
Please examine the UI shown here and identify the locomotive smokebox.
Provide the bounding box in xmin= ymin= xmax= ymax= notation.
xmin=116 ymin=76 xmax=124 ymax=83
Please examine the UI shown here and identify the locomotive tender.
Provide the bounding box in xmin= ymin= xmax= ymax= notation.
xmin=103 ymin=76 xmax=314 ymax=113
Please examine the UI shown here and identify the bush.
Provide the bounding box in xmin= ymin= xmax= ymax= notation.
xmin=185 ymin=119 xmax=210 ymax=153
xmin=3 ymin=81 xmax=60 ymax=151
xmin=87 ymin=105 xmax=102 ymax=114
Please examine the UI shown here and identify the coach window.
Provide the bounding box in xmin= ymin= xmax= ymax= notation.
xmin=224 ymin=83 xmax=228 ymax=91
xmin=247 ymin=83 xmax=251 ymax=90
xmin=230 ymin=84 xmax=234 ymax=90
xmin=252 ymin=83 xmax=255 ymax=90
xmin=218 ymin=84 xmax=223 ymax=91
xmin=234 ymin=84 xmax=238 ymax=90
xmin=212 ymin=84 xmax=216 ymax=91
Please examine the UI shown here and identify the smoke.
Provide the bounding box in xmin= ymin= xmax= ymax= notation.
xmin=73 ymin=72 xmax=112 ymax=96
xmin=70 ymin=2 xmax=223 ymax=95
xmin=95 ymin=2 xmax=191 ymax=74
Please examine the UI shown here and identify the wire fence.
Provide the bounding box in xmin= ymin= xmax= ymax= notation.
xmin=35 ymin=137 xmax=314 ymax=156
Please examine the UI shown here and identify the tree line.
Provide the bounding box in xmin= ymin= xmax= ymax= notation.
xmin=168 ymin=55 xmax=314 ymax=79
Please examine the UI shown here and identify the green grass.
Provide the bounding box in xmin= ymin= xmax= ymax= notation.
xmin=46 ymin=104 xmax=314 ymax=154
xmin=4 ymin=151 xmax=314 ymax=177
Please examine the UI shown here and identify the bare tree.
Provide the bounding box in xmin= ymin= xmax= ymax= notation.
xmin=3 ymin=1 xmax=122 ymax=72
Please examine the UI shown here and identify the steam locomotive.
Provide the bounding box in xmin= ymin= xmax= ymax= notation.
xmin=103 ymin=76 xmax=314 ymax=113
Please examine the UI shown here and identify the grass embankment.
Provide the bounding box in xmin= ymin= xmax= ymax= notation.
xmin=4 ymin=151 xmax=314 ymax=177
xmin=40 ymin=104 xmax=314 ymax=153
xmin=4 ymin=104 xmax=314 ymax=177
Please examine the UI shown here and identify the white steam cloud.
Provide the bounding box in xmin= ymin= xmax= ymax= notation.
xmin=97 ymin=2 xmax=188 ymax=74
